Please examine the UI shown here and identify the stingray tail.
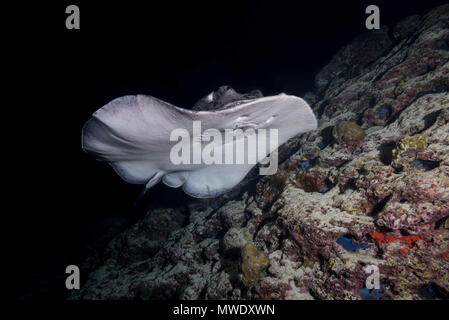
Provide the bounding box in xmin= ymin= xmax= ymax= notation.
xmin=133 ymin=187 xmax=149 ymax=207
xmin=133 ymin=171 xmax=165 ymax=207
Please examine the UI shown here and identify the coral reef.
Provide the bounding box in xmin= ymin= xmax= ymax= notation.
xmin=71 ymin=4 xmax=449 ymax=300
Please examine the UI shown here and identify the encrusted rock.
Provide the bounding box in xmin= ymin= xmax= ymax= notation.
xmin=333 ymin=121 xmax=366 ymax=146
xmin=241 ymin=243 xmax=270 ymax=287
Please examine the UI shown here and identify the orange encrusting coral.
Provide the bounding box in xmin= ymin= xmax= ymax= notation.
xmin=370 ymin=232 xmax=426 ymax=255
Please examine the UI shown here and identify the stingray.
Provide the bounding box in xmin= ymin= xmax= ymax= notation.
xmin=81 ymin=91 xmax=317 ymax=199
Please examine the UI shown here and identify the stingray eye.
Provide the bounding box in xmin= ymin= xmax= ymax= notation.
xmin=235 ymin=115 xmax=249 ymax=123
xmin=235 ymin=122 xmax=258 ymax=130
xmin=265 ymin=115 xmax=276 ymax=124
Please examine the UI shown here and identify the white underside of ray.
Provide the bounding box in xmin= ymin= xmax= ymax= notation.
xmin=82 ymin=93 xmax=317 ymax=198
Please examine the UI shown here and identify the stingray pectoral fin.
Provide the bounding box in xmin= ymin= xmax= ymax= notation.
xmin=109 ymin=161 xmax=161 ymax=184
xmin=82 ymin=94 xmax=191 ymax=185
xmin=83 ymin=92 xmax=318 ymax=200
xmin=182 ymin=163 xmax=254 ymax=198
xmin=162 ymin=172 xmax=190 ymax=188
xmin=145 ymin=171 xmax=165 ymax=189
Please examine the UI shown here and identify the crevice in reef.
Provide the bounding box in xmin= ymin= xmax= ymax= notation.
xmin=254 ymin=215 xmax=279 ymax=240
xmin=307 ymin=287 xmax=321 ymax=300
xmin=414 ymin=86 xmax=448 ymax=101
xmin=198 ymin=286 xmax=207 ymax=299
xmin=434 ymin=215 xmax=448 ymax=229
xmin=357 ymin=166 xmax=369 ymax=176
xmin=419 ymin=109 xmax=442 ymax=133
xmin=422 ymin=283 xmax=449 ymax=299
xmin=372 ymin=39 xmax=412 ymax=83
xmin=388 ymin=87 xmax=448 ymax=125
xmin=378 ymin=141 xmax=397 ymax=165
xmin=393 ymin=166 xmax=403 ymax=174
xmin=387 ymin=107 xmax=405 ymax=125
xmin=323 ymin=178 xmax=336 ymax=191
xmin=369 ymin=195 xmax=391 ymax=217
xmin=345 ymin=179 xmax=358 ymax=191
xmin=373 ymin=223 xmax=394 ymax=234
xmin=435 ymin=39 xmax=449 ymax=51
xmin=321 ymin=126 xmax=336 ymax=147
xmin=412 ymin=159 xmax=440 ymax=171
xmin=317 ymin=100 xmax=329 ymax=118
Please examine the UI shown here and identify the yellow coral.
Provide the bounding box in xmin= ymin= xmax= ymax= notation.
xmin=402 ymin=291 xmax=411 ymax=299
xmin=241 ymin=244 xmax=270 ymax=286
xmin=442 ymin=177 xmax=449 ymax=188
xmin=344 ymin=206 xmax=360 ymax=215
xmin=421 ymin=270 xmax=433 ymax=280
xmin=392 ymin=134 xmax=427 ymax=158
xmin=302 ymin=259 xmax=316 ymax=269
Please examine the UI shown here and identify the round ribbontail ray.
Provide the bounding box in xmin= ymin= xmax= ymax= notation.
xmin=81 ymin=89 xmax=317 ymax=199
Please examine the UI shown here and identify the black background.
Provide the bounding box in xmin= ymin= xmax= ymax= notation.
xmin=6 ymin=0 xmax=448 ymax=299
